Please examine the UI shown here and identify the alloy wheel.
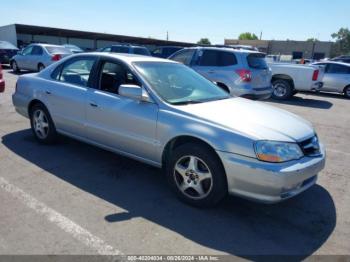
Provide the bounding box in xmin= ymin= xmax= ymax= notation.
xmin=173 ymin=155 xmax=213 ymax=200
xmin=32 ymin=109 xmax=49 ymax=139
xmin=273 ymin=83 xmax=287 ymax=97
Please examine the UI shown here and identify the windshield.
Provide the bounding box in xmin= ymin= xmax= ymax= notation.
xmin=134 ymin=62 xmax=230 ymax=105
xmin=247 ymin=53 xmax=268 ymax=69
xmin=46 ymin=46 xmax=72 ymax=54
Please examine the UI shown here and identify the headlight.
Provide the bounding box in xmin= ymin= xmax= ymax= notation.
xmin=254 ymin=141 xmax=304 ymax=163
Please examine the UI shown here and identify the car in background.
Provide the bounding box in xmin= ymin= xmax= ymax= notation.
xmin=0 ymin=41 xmax=19 ymax=65
xmin=268 ymin=62 xmax=324 ymax=100
xmin=168 ymin=47 xmax=272 ymax=100
xmin=63 ymin=44 xmax=84 ymax=54
xmin=10 ymin=44 xmax=72 ymax=73
xmin=151 ymin=46 xmax=183 ymax=58
xmin=312 ymin=61 xmax=350 ymax=98
xmin=0 ymin=65 xmax=5 ymax=93
xmin=330 ymin=55 xmax=350 ymax=64
xmin=100 ymin=44 xmax=151 ymax=56
xmin=12 ymin=52 xmax=325 ymax=207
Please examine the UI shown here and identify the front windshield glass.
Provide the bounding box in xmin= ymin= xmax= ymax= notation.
xmin=133 ymin=62 xmax=230 ymax=105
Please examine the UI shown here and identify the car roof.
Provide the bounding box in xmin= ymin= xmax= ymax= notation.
xmin=0 ymin=41 xmax=18 ymax=50
xmin=84 ymin=52 xmax=177 ymax=64
xmin=108 ymin=44 xmax=147 ymax=49
xmin=184 ymin=46 xmax=262 ymax=54
xmin=29 ymin=43 xmax=64 ymax=48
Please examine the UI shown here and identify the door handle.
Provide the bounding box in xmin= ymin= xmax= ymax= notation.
xmin=89 ymin=102 xmax=98 ymax=107
xmin=208 ymin=70 xmax=215 ymax=74
xmin=45 ymin=90 xmax=51 ymax=95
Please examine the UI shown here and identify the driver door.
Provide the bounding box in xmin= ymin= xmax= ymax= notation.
xmin=86 ymin=59 xmax=159 ymax=163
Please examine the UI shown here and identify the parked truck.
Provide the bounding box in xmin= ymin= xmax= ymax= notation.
xmin=268 ymin=63 xmax=324 ymax=100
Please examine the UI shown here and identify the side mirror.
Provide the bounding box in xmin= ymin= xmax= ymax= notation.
xmin=119 ymin=84 xmax=151 ymax=102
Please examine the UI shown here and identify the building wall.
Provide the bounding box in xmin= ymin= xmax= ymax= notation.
xmin=0 ymin=24 xmax=18 ymax=47
xmin=224 ymin=39 xmax=333 ymax=59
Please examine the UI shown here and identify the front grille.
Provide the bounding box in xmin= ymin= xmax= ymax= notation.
xmin=299 ymin=136 xmax=321 ymax=157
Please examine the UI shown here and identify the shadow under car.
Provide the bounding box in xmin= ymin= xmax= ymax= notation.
xmin=1 ymin=129 xmax=336 ymax=259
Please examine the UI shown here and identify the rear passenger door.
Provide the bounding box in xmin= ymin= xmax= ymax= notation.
xmin=47 ymin=56 xmax=97 ymax=137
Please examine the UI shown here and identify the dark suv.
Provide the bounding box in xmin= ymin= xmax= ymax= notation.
xmin=100 ymin=44 xmax=151 ymax=56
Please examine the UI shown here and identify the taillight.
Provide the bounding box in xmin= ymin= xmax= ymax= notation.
xmin=51 ymin=54 xmax=62 ymax=61
xmin=312 ymin=70 xmax=319 ymax=81
xmin=0 ymin=65 xmax=3 ymax=79
xmin=235 ymin=69 xmax=252 ymax=82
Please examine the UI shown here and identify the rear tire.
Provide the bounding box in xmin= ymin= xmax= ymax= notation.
xmin=38 ymin=63 xmax=45 ymax=72
xmin=11 ymin=61 xmax=20 ymax=73
xmin=166 ymin=143 xmax=228 ymax=208
xmin=30 ymin=103 xmax=57 ymax=144
xmin=272 ymin=79 xmax=293 ymax=100
xmin=344 ymin=86 xmax=350 ymax=99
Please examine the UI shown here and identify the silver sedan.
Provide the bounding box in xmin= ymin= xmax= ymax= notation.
xmin=10 ymin=44 xmax=72 ymax=73
xmin=313 ymin=61 xmax=350 ymax=98
xmin=12 ymin=53 xmax=326 ymax=207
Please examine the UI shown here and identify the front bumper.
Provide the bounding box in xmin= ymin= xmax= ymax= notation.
xmin=217 ymin=144 xmax=326 ymax=203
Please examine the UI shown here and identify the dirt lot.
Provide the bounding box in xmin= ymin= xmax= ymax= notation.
xmin=0 ymin=68 xmax=349 ymax=259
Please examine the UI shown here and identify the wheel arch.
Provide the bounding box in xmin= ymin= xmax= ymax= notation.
xmin=271 ymin=74 xmax=295 ymax=89
xmin=28 ymin=99 xmax=47 ymax=116
xmin=215 ymin=82 xmax=230 ymax=93
xmin=161 ymin=135 xmax=223 ymax=169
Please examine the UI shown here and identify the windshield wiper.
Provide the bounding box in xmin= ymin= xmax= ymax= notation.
xmin=171 ymin=100 xmax=203 ymax=105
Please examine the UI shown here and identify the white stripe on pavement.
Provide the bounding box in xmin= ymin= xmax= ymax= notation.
xmin=0 ymin=176 xmax=123 ymax=256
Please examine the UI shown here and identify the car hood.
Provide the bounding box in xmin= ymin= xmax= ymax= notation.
xmin=174 ymin=97 xmax=314 ymax=142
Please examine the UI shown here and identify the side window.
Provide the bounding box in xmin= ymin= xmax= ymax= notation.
xmin=111 ymin=46 xmax=130 ymax=53
xmin=170 ymin=49 xmax=195 ymax=65
xmin=198 ymin=50 xmax=237 ymax=67
xmin=58 ymin=58 xmax=95 ymax=86
xmin=99 ymin=61 xmax=139 ymax=94
xmin=327 ymin=64 xmax=350 ymax=74
xmin=31 ymin=46 xmax=43 ymax=55
xmin=22 ymin=46 xmax=33 ymax=56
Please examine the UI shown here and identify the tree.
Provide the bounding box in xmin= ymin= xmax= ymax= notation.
xmin=331 ymin=27 xmax=350 ymax=57
xmin=306 ymin=38 xmax=319 ymax=42
xmin=238 ymin=32 xmax=259 ymax=40
xmin=197 ymin=38 xmax=211 ymax=45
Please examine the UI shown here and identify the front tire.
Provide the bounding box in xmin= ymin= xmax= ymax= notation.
xmin=38 ymin=63 xmax=45 ymax=72
xmin=272 ymin=79 xmax=293 ymax=100
xmin=30 ymin=103 xmax=57 ymax=144
xmin=166 ymin=143 xmax=228 ymax=208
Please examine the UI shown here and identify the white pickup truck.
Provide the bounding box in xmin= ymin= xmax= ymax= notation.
xmin=268 ymin=63 xmax=324 ymax=100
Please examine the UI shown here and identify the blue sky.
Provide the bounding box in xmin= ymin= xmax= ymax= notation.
xmin=1 ymin=0 xmax=348 ymax=44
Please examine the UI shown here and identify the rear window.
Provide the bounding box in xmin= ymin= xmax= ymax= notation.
xmin=133 ymin=47 xmax=151 ymax=56
xmin=199 ymin=50 xmax=237 ymax=67
xmin=0 ymin=41 xmax=18 ymax=50
xmin=46 ymin=46 xmax=72 ymax=54
xmin=247 ymin=53 xmax=268 ymax=69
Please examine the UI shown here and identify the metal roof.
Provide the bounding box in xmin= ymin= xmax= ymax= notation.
xmin=14 ymin=24 xmax=195 ymax=47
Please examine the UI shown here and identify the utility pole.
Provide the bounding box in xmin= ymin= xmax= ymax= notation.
xmin=166 ymin=31 xmax=169 ymax=41
xmin=260 ymin=31 xmax=263 ymax=40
